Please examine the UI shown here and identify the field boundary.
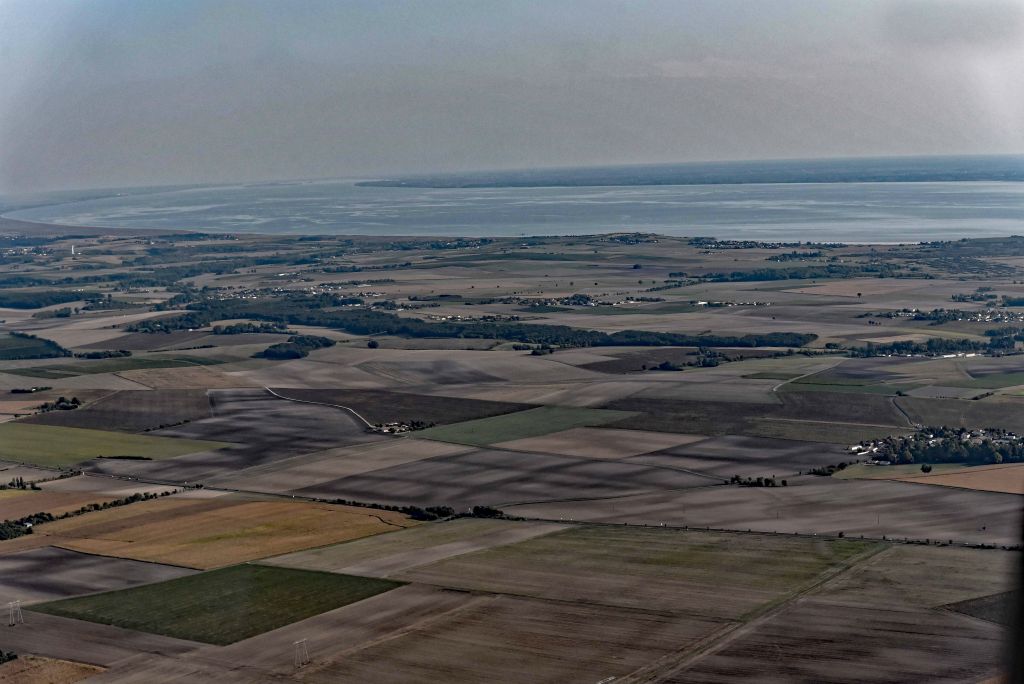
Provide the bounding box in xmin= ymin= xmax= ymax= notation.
xmin=263 ymin=387 xmax=374 ymax=429
xmin=618 ymin=541 xmax=891 ymax=683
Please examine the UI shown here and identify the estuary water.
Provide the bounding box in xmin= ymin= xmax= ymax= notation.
xmin=6 ymin=176 xmax=1024 ymax=243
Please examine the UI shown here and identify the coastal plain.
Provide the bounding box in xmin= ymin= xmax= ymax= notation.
xmin=0 ymin=221 xmax=1021 ymax=681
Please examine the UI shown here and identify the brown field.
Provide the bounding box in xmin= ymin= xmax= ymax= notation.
xmin=0 ymin=610 xmax=202 ymax=670
xmin=266 ymin=518 xmax=568 ymax=577
xmin=269 ymin=387 xmax=532 ymax=426
xmin=892 ymin=462 xmax=1024 ymax=495
xmin=505 ymin=476 xmax=1022 ymax=546
xmin=20 ymin=495 xmax=415 ymax=569
xmin=301 ymin=594 xmax=722 ymax=684
xmin=204 ymin=438 xmax=474 ymax=493
xmin=0 ymin=546 xmax=195 ymax=603
xmin=823 ymin=544 xmax=1015 ymax=609
xmin=397 ymin=525 xmax=878 ymax=619
xmin=633 ymin=434 xmax=848 ymax=479
xmin=22 ymin=389 xmax=212 ymax=432
xmin=0 ymin=655 xmax=103 ymax=683
xmin=116 ymin=366 xmax=257 ymax=389
xmin=666 ymin=597 xmax=1002 ymax=683
xmin=78 ymin=330 xmax=209 ymax=351
xmin=0 ymin=489 xmax=139 ymax=521
xmin=603 ymin=390 xmax=909 ymax=443
xmin=578 ymin=347 xmax=780 ymax=374
xmin=896 ymin=395 xmax=1024 ymax=432
xmin=0 ymin=461 xmax=58 ymax=484
xmin=495 ymin=427 xmax=706 ymax=459
xmin=784 ymin=278 xmax=933 ymax=297
xmin=291 ymin=446 xmax=716 ymax=508
xmin=85 ymin=389 xmax=382 ymax=483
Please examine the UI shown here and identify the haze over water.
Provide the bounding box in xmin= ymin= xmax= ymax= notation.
xmin=6 ymin=158 xmax=1024 ymax=243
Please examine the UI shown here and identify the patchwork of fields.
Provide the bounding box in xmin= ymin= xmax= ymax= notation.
xmin=1 ymin=230 xmax=1021 ymax=681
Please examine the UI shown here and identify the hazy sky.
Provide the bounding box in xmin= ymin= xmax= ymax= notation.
xmin=1 ymin=0 xmax=1023 ymax=194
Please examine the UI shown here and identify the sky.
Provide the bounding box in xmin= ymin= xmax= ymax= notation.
xmin=1 ymin=0 xmax=1023 ymax=194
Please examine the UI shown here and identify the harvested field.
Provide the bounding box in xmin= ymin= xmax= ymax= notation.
xmin=292 ymin=447 xmax=716 ymax=507
xmin=823 ymin=545 xmax=1015 ymax=610
xmin=399 ymin=525 xmax=878 ymax=619
xmin=505 ymin=477 xmax=1023 ymax=546
xmin=22 ymin=389 xmax=212 ymax=432
xmin=116 ymin=365 xmax=257 ymax=389
xmin=635 ymin=434 xmax=848 ymax=479
xmin=144 ymin=585 xmax=480 ymax=681
xmin=0 ymin=610 xmax=202 ymax=669
xmin=0 ymin=461 xmax=56 ymax=484
xmin=496 ymin=427 xmax=706 ymax=459
xmin=892 ymin=462 xmax=1024 ymax=495
xmin=0 ymin=423 xmax=228 ymax=467
xmin=667 ymin=597 xmax=1002 ymax=683
xmin=32 ymin=564 xmax=401 ymax=645
xmin=578 ymin=347 xmax=778 ymax=374
xmin=784 ymin=278 xmax=931 ymax=297
xmin=631 ymin=377 xmax=780 ymax=404
xmin=604 ymin=391 xmax=909 ymax=443
xmin=417 ymin=405 xmax=635 ymax=446
xmin=0 ymin=488 xmax=160 ymax=521
xmin=266 ymin=518 xmax=568 ymax=577
xmin=270 ymin=387 xmax=531 ymax=426
xmin=301 ymin=594 xmax=722 ymax=684
xmin=27 ymin=496 xmax=413 ymax=569
xmin=78 ymin=331 xmax=208 ymax=351
xmin=203 ymin=439 xmax=473 ymax=493
xmin=85 ymin=389 xmax=381 ymax=482
xmin=896 ymin=396 xmax=1024 ymax=432
xmin=357 ymin=359 xmax=504 ymax=385
xmin=5 ymin=356 xmax=224 ymax=380
xmin=0 ymin=655 xmax=103 ymax=683
xmin=947 ymin=590 xmax=1017 ymax=626
xmin=0 ymin=546 xmax=195 ymax=603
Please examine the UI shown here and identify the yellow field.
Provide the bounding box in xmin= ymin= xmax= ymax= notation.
xmin=116 ymin=366 xmax=254 ymax=389
xmin=27 ymin=496 xmax=416 ymax=569
xmin=894 ymin=462 xmax=1024 ymax=495
xmin=0 ymin=489 xmax=136 ymax=521
xmin=0 ymin=655 xmax=102 ymax=683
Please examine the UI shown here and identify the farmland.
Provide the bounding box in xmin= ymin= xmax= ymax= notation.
xmin=23 ymin=389 xmax=212 ymax=432
xmin=1 ymin=228 xmax=1022 ymax=681
xmin=416 ymin=405 xmax=636 ymax=446
xmin=0 ymin=547 xmax=195 ymax=603
xmin=0 ymin=333 xmax=67 ymax=360
xmin=269 ymin=387 xmax=532 ymax=426
xmin=32 ymin=564 xmax=402 ymax=645
xmin=0 ymin=423 xmax=229 ymax=466
xmin=20 ymin=495 xmax=415 ymax=569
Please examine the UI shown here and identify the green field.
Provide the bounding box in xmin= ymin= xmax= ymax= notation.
xmin=32 ymin=564 xmax=401 ymax=645
xmin=0 ymin=423 xmax=229 ymax=466
xmin=0 ymin=333 xmax=67 ymax=360
xmin=416 ymin=405 xmax=636 ymax=446
xmin=4 ymin=355 xmax=224 ymax=379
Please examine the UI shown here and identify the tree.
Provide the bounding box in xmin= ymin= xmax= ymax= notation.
xmin=367 ymin=339 xmax=380 ymax=349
